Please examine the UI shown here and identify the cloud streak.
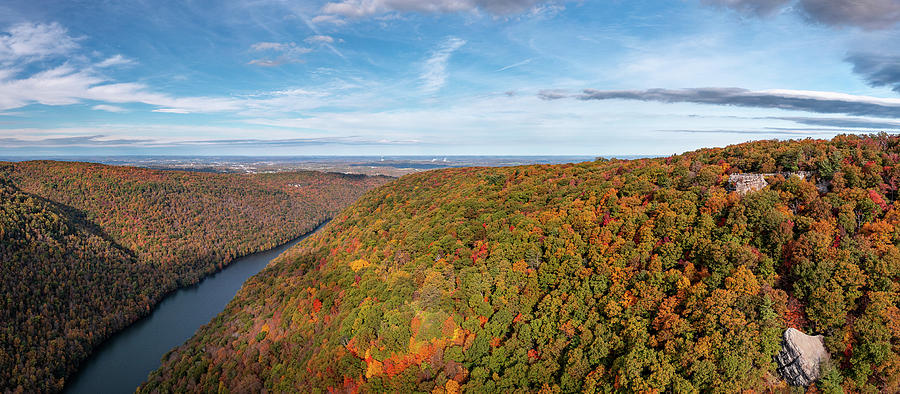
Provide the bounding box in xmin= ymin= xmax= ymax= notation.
xmin=0 ymin=134 xmax=151 ymax=147
xmin=304 ymin=35 xmax=336 ymax=44
xmin=421 ymin=37 xmax=466 ymax=94
xmin=91 ymin=104 xmax=127 ymax=113
xmin=95 ymin=54 xmax=134 ymax=68
xmin=540 ymin=87 xmax=900 ymax=118
xmin=248 ymin=42 xmax=312 ymax=66
xmin=0 ymin=134 xmax=420 ymax=148
xmin=317 ymin=0 xmax=551 ymax=22
xmin=496 ymin=58 xmax=533 ymax=72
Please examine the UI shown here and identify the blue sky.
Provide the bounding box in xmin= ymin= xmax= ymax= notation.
xmin=1 ymin=0 xmax=900 ymax=156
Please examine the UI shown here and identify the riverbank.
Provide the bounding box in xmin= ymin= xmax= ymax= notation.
xmin=64 ymin=222 xmax=327 ymax=393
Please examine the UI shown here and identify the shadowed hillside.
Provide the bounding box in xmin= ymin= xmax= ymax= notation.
xmin=0 ymin=162 xmax=390 ymax=392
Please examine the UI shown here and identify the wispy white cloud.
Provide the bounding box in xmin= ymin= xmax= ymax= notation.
xmin=317 ymin=0 xmax=551 ymax=22
xmin=304 ymin=35 xmax=336 ymax=44
xmin=248 ymin=41 xmax=312 ymax=66
xmin=91 ymin=104 xmax=127 ymax=112
xmin=421 ymin=37 xmax=466 ymax=94
xmin=0 ymin=63 xmax=243 ymax=113
xmin=311 ymin=14 xmax=347 ymax=25
xmin=607 ymin=33 xmax=778 ymax=88
xmin=240 ymin=93 xmax=638 ymax=142
xmin=0 ymin=22 xmax=80 ymax=66
xmin=0 ymin=129 xmax=421 ymax=148
xmin=250 ymin=42 xmax=290 ymax=51
xmin=0 ymin=26 xmax=376 ymax=116
xmin=5 ymin=91 xmax=883 ymax=155
xmin=247 ymin=59 xmax=284 ymax=67
xmin=0 ymin=24 xmax=349 ymax=113
xmin=0 ymin=134 xmax=151 ymax=147
xmin=303 ymin=35 xmax=346 ymax=60
xmin=0 ymin=65 xmax=101 ymax=108
xmin=496 ymin=58 xmax=533 ymax=72
xmin=95 ymin=54 xmax=134 ymax=68
xmin=152 ymin=108 xmax=192 ymax=114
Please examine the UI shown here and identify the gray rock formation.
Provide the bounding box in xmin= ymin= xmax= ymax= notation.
xmin=728 ymin=172 xmax=816 ymax=195
xmin=728 ymin=173 xmax=768 ymax=194
xmin=815 ymin=178 xmax=831 ymax=193
xmin=774 ymin=328 xmax=831 ymax=387
xmin=793 ymin=171 xmax=813 ymax=180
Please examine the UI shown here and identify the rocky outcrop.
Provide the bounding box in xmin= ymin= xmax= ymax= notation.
xmin=728 ymin=172 xmax=814 ymax=195
xmin=774 ymin=328 xmax=831 ymax=387
xmin=728 ymin=173 xmax=768 ymax=194
xmin=815 ymin=178 xmax=831 ymax=193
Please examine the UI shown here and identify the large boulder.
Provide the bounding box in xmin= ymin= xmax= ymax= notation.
xmin=774 ymin=328 xmax=831 ymax=387
xmin=728 ymin=173 xmax=768 ymax=194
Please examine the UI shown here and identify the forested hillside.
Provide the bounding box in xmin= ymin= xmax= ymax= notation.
xmin=144 ymin=135 xmax=898 ymax=393
xmin=0 ymin=161 xmax=389 ymax=392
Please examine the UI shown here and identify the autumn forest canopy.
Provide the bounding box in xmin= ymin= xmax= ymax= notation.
xmin=0 ymin=161 xmax=389 ymax=392
xmin=139 ymin=135 xmax=900 ymax=393
xmin=3 ymin=135 xmax=900 ymax=393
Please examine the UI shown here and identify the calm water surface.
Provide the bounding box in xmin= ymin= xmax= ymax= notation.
xmin=64 ymin=226 xmax=321 ymax=394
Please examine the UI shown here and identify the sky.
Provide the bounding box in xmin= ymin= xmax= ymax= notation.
xmin=1 ymin=0 xmax=900 ymax=156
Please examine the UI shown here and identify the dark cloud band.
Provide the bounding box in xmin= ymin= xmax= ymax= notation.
xmin=773 ymin=116 xmax=900 ymax=129
xmin=800 ymin=0 xmax=900 ymax=30
xmin=845 ymin=53 xmax=900 ymax=93
xmin=705 ymin=0 xmax=900 ymax=30
xmin=539 ymin=87 xmax=900 ymax=118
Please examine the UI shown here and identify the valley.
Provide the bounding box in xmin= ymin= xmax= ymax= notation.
xmin=0 ymin=162 xmax=389 ymax=392
xmin=64 ymin=225 xmax=321 ymax=393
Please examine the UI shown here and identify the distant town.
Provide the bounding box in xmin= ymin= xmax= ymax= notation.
xmin=2 ymin=156 xmax=617 ymax=177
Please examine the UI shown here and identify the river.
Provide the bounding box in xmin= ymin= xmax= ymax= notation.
xmin=64 ymin=225 xmax=322 ymax=394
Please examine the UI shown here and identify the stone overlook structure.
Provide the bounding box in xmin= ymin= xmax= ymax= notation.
xmin=727 ymin=172 xmax=812 ymax=195
xmin=774 ymin=328 xmax=831 ymax=387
